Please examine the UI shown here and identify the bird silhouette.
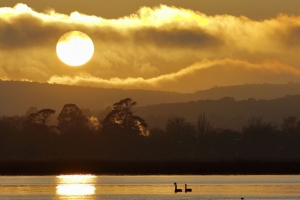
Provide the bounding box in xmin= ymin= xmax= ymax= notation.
xmin=174 ymin=182 xmax=182 ymax=193
xmin=185 ymin=184 xmax=192 ymax=192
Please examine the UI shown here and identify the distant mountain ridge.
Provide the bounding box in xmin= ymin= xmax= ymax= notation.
xmin=138 ymin=95 xmax=300 ymax=131
xmin=1 ymin=80 xmax=300 ymax=116
xmin=193 ymin=82 xmax=300 ymax=100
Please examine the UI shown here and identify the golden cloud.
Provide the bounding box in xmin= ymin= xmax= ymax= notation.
xmin=1 ymin=4 xmax=300 ymax=92
xmin=48 ymin=59 xmax=300 ymax=92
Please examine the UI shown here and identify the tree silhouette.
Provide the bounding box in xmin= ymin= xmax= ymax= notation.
xmin=101 ymin=98 xmax=148 ymax=136
xmin=57 ymin=104 xmax=89 ymax=135
xmin=197 ymin=112 xmax=213 ymax=136
xmin=24 ymin=109 xmax=56 ymax=132
xmin=37 ymin=109 xmax=56 ymax=125
xmin=281 ymin=116 xmax=300 ymax=134
xmin=0 ymin=115 xmax=25 ymax=134
xmin=25 ymin=109 xmax=55 ymax=125
xmin=166 ymin=115 xmax=196 ymax=136
xmin=242 ymin=116 xmax=276 ymax=135
xmin=25 ymin=113 xmax=39 ymax=125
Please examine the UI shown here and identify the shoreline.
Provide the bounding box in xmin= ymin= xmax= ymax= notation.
xmin=0 ymin=160 xmax=299 ymax=175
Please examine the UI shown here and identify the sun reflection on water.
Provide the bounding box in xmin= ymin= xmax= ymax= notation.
xmin=56 ymin=175 xmax=96 ymax=197
xmin=57 ymin=184 xmax=95 ymax=195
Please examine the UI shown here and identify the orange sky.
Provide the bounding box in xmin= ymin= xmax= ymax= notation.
xmin=1 ymin=1 xmax=300 ymax=93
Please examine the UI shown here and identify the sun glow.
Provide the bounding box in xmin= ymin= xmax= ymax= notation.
xmin=56 ymin=175 xmax=96 ymax=196
xmin=56 ymin=174 xmax=96 ymax=184
xmin=56 ymin=31 xmax=94 ymax=67
xmin=57 ymin=184 xmax=95 ymax=195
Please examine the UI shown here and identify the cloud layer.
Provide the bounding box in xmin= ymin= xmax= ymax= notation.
xmin=1 ymin=4 xmax=300 ymax=92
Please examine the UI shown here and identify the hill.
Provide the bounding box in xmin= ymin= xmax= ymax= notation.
xmin=0 ymin=81 xmax=187 ymax=115
xmin=1 ymin=80 xmax=300 ymax=116
xmin=138 ymin=95 xmax=300 ymax=131
xmin=192 ymin=82 xmax=300 ymax=100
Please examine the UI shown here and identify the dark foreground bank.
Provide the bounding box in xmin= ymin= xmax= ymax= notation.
xmin=0 ymin=160 xmax=300 ymax=175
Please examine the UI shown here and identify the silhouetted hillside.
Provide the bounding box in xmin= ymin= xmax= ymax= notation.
xmin=138 ymin=95 xmax=300 ymax=131
xmin=0 ymin=81 xmax=188 ymax=115
xmin=2 ymin=80 xmax=300 ymax=116
xmin=192 ymin=82 xmax=300 ymax=100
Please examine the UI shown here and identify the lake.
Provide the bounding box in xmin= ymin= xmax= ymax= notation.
xmin=0 ymin=175 xmax=299 ymax=199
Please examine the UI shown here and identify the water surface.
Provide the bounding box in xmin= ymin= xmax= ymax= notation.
xmin=0 ymin=175 xmax=299 ymax=199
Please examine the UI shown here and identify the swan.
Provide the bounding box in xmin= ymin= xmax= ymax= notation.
xmin=174 ymin=182 xmax=182 ymax=193
xmin=185 ymin=184 xmax=192 ymax=192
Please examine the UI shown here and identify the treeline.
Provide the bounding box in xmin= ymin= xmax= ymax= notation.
xmin=1 ymin=160 xmax=300 ymax=175
xmin=1 ymin=98 xmax=300 ymax=162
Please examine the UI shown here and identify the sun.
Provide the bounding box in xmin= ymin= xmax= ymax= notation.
xmin=56 ymin=31 xmax=94 ymax=67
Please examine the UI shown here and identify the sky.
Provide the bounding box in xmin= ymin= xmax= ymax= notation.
xmin=1 ymin=0 xmax=300 ymax=93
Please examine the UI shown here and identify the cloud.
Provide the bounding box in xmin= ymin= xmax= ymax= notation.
xmin=48 ymin=59 xmax=300 ymax=92
xmin=1 ymin=4 xmax=300 ymax=92
xmin=131 ymin=26 xmax=222 ymax=50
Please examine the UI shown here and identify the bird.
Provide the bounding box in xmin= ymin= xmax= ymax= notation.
xmin=185 ymin=184 xmax=192 ymax=192
xmin=174 ymin=182 xmax=182 ymax=193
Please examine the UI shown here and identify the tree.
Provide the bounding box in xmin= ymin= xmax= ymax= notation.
xmin=25 ymin=109 xmax=55 ymax=125
xmin=165 ymin=115 xmax=196 ymax=136
xmin=281 ymin=116 xmax=300 ymax=134
xmin=37 ymin=109 xmax=56 ymax=125
xmin=242 ymin=116 xmax=276 ymax=135
xmin=0 ymin=115 xmax=26 ymax=134
xmin=57 ymin=104 xmax=89 ymax=135
xmin=24 ymin=109 xmax=56 ymax=132
xmin=197 ymin=112 xmax=213 ymax=136
xmin=25 ymin=113 xmax=39 ymax=125
xmin=97 ymin=106 xmax=112 ymax=131
xmin=101 ymin=98 xmax=148 ymax=136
